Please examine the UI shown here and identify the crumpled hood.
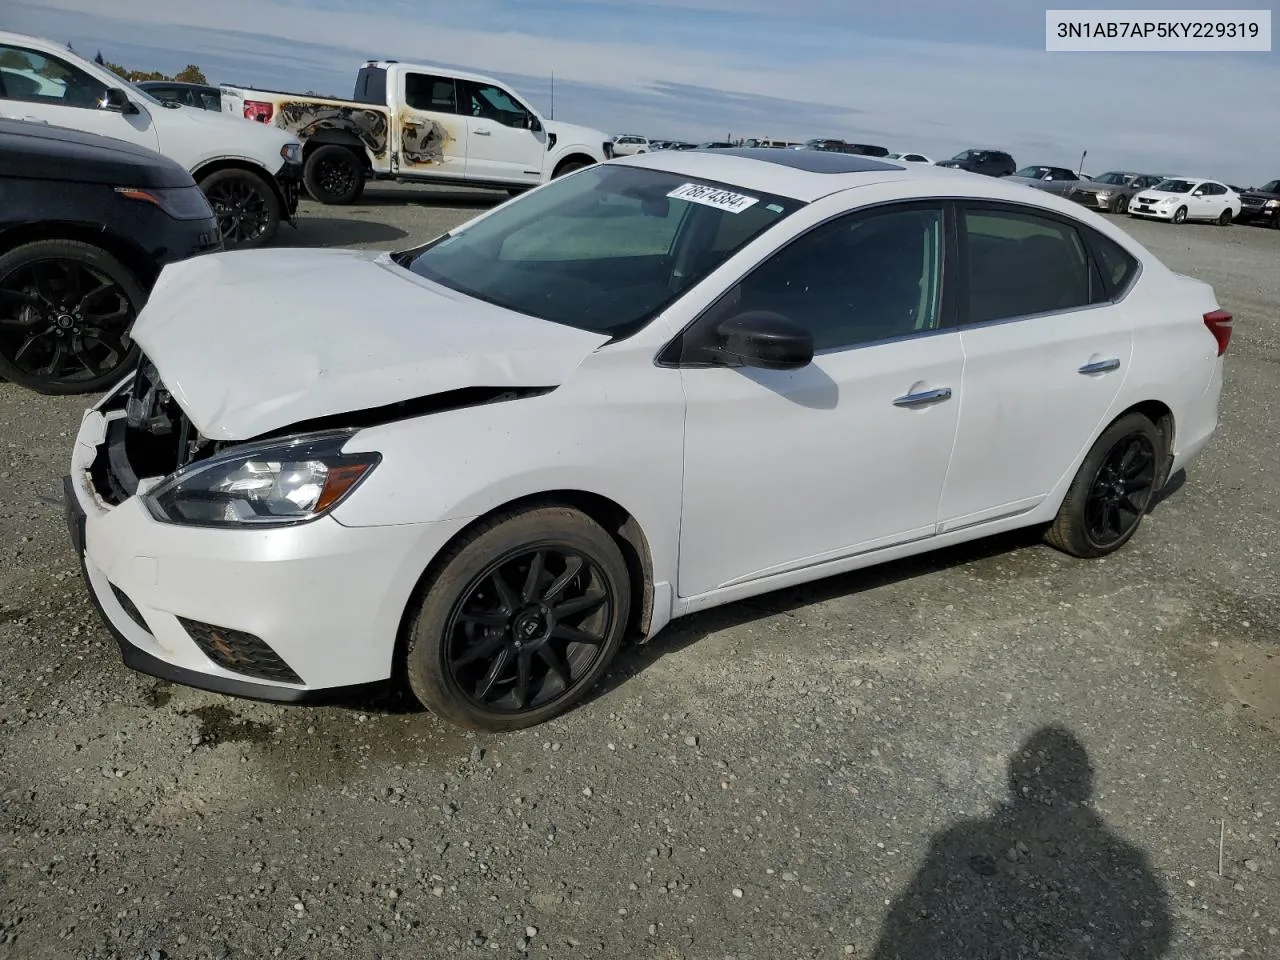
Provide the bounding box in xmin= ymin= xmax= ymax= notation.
xmin=131 ymin=248 xmax=610 ymax=441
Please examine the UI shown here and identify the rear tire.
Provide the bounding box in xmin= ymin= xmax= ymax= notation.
xmin=198 ymin=168 xmax=281 ymax=249
xmin=1217 ymin=209 xmax=1232 ymax=225
xmin=303 ymin=145 xmax=366 ymax=205
xmin=1044 ymin=412 xmax=1164 ymax=559
xmin=0 ymin=240 xmax=144 ymax=395
xmin=404 ymin=505 xmax=631 ymax=731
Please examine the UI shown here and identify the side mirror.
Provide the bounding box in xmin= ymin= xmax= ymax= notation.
xmin=100 ymin=88 xmax=138 ymax=114
xmin=526 ymin=114 xmax=542 ymax=132
xmin=713 ymin=311 xmax=813 ymax=370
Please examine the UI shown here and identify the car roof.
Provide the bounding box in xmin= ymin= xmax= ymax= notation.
xmin=614 ymin=147 xmax=1040 ymax=203
xmin=366 ymin=59 xmax=508 ymax=88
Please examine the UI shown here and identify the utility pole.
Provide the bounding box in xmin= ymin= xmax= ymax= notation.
xmin=550 ymin=71 xmax=555 ymax=119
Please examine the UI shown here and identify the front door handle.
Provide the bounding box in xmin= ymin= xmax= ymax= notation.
xmin=474 ymin=128 xmax=492 ymax=136
xmin=893 ymin=386 xmax=953 ymax=408
xmin=1078 ymin=358 xmax=1121 ymax=375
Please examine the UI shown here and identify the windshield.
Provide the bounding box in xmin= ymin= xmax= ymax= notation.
xmin=1154 ymin=179 xmax=1193 ymax=193
xmin=1093 ymin=172 xmax=1130 ymax=185
xmin=951 ymin=150 xmax=982 ymax=160
xmin=1014 ymin=166 xmax=1053 ymax=178
xmin=401 ymin=164 xmax=803 ymax=339
xmin=1260 ymin=179 xmax=1280 ymax=193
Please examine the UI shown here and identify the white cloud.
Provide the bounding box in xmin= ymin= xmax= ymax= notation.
xmin=10 ymin=0 xmax=1280 ymax=184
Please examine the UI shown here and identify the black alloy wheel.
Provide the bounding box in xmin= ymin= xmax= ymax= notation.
xmin=0 ymin=240 xmax=143 ymax=395
xmin=405 ymin=505 xmax=631 ymax=730
xmin=303 ymin=145 xmax=366 ymax=205
xmin=1044 ymin=412 xmax=1164 ymax=559
xmin=446 ymin=548 xmax=615 ymax=713
xmin=1081 ymin=433 xmax=1157 ymax=549
xmin=200 ymin=169 xmax=281 ymax=248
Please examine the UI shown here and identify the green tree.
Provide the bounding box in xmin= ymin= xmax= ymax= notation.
xmin=173 ymin=64 xmax=208 ymax=84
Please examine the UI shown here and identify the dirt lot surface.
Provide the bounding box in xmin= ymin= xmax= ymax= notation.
xmin=2 ymin=184 xmax=1278 ymax=960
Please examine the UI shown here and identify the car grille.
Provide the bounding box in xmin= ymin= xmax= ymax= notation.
xmin=178 ymin=617 xmax=304 ymax=684
xmin=1136 ymin=196 xmax=1156 ymax=204
xmin=1241 ymin=197 xmax=1263 ymax=208
xmin=1071 ymin=190 xmax=1099 ymax=205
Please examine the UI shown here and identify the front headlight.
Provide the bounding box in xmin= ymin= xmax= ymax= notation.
xmin=1265 ymin=199 xmax=1279 ymax=209
xmin=280 ymin=142 xmax=302 ymax=163
xmin=143 ymin=431 xmax=379 ymax=528
xmin=1093 ymin=189 xmax=1113 ymax=197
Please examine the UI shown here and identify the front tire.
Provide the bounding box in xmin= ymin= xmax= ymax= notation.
xmin=405 ymin=505 xmax=631 ymax=731
xmin=552 ymin=159 xmax=591 ymax=179
xmin=1112 ymin=193 xmax=1129 ymax=214
xmin=303 ymin=145 xmax=366 ymax=205
xmin=199 ymin=168 xmax=281 ymax=249
xmin=0 ymin=240 xmax=144 ymax=395
xmin=1044 ymin=412 xmax=1164 ymax=559
xmin=1171 ymin=205 xmax=1187 ymax=224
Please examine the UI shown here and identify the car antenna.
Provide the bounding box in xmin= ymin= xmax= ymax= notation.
xmin=1078 ymin=148 xmax=1087 ymax=175
xmin=550 ymin=70 xmax=555 ymax=119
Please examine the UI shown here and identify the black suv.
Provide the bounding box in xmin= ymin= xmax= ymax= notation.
xmin=936 ymin=149 xmax=1017 ymax=177
xmin=0 ymin=119 xmax=223 ymax=395
xmin=799 ymin=138 xmax=889 ymax=157
xmin=1237 ymin=179 xmax=1280 ymax=228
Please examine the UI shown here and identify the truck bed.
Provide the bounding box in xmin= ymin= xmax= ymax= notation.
xmin=223 ymin=86 xmax=393 ymax=164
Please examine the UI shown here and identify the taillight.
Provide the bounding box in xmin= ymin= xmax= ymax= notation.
xmin=1203 ymin=309 xmax=1233 ymax=356
xmin=243 ymin=99 xmax=274 ymax=123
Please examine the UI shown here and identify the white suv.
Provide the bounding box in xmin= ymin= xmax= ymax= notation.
xmin=0 ymin=31 xmax=303 ymax=248
xmin=611 ymin=134 xmax=650 ymax=156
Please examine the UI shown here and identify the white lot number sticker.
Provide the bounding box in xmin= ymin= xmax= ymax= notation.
xmin=667 ymin=182 xmax=759 ymax=214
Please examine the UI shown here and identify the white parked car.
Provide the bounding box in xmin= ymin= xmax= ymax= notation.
xmin=1127 ymin=176 xmax=1241 ymax=225
xmin=64 ymin=149 xmax=1230 ymax=730
xmin=611 ymin=134 xmax=650 ymax=156
xmin=886 ymin=151 xmax=933 ymax=164
xmin=0 ymin=30 xmax=303 ymax=248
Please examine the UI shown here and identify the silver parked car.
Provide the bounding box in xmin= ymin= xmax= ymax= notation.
xmin=1005 ymin=165 xmax=1088 ymax=196
xmin=1066 ymin=171 xmax=1167 ymax=214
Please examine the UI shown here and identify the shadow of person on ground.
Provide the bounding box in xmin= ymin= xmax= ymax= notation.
xmin=871 ymin=726 xmax=1172 ymax=960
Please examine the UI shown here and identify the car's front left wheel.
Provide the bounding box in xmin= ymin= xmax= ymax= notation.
xmin=405 ymin=505 xmax=632 ymax=730
xmin=1044 ymin=412 xmax=1164 ymax=559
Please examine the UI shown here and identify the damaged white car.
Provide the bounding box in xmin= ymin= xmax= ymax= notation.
xmin=64 ymin=148 xmax=1229 ymax=730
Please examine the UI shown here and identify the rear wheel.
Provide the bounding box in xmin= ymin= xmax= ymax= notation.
xmin=199 ymin=168 xmax=281 ymax=248
xmin=1044 ymin=412 xmax=1164 ymax=559
xmin=1217 ymin=208 xmax=1232 ymax=225
xmin=405 ymin=505 xmax=631 ymax=731
xmin=0 ymin=240 xmax=144 ymax=395
xmin=303 ymin=145 xmax=366 ymax=205
xmin=1171 ymin=205 xmax=1188 ymax=224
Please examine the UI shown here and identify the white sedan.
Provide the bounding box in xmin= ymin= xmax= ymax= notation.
xmin=886 ymin=151 xmax=933 ymax=164
xmin=63 ymin=146 xmax=1231 ymax=730
xmin=1127 ymin=176 xmax=1241 ymax=224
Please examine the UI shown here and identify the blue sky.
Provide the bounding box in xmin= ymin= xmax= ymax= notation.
xmin=7 ymin=0 xmax=1279 ymax=185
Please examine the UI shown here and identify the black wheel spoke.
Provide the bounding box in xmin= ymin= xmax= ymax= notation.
xmin=452 ymin=629 xmax=506 ymax=668
xmin=1083 ymin=430 xmax=1156 ymax=547
xmin=551 ymin=623 xmax=605 ymax=646
xmin=553 ymin=592 xmax=607 ymax=620
xmin=514 ymin=650 xmax=533 ymax=708
xmin=39 ymin=341 xmax=66 ymax=377
xmin=537 ymin=645 xmax=570 ymax=689
xmin=541 ymin=556 xmax=584 ymax=603
xmin=12 ymin=334 xmax=44 ymax=362
xmin=521 ymin=550 xmax=545 ymax=602
xmin=71 ymin=338 xmax=103 ymax=376
xmin=474 ymin=647 xmax=511 ymax=700
xmin=30 ymin=262 xmax=62 ymax=306
xmin=458 ymin=610 xmax=508 ymax=630
xmin=75 ymin=280 xmax=113 ymax=312
xmin=489 ymin=570 xmax=520 ymax=612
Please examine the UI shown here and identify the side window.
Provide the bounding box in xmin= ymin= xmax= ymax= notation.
xmin=719 ymin=205 xmax=944 ymax=352
xmin=404 ymin=73 xmax=457 ymax=113
xmin=465 ymin=82 xmax=530 ymax=128
xmin=962 ymin=206 xmax=1094 ymax=323
xmin=0 ymin=44 xmax=108 ymax=108
xmin=1085 ymin=228 xmax=1139 ymax=298
xmin=198 ymin=90 xmax=220 ymax=111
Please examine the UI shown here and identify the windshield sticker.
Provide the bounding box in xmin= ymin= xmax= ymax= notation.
xmin=667 ymin=182 xmax=760 ymax=213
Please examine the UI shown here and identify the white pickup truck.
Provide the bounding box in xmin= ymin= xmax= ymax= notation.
xmin=220 ymin=60 xmax=615 ymax=204
xmin=0 ymin=31 xmax=304 ymax=249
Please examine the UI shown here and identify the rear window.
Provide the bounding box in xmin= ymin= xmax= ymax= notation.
xmin=353 ymin=66 xmax=387 ymax=104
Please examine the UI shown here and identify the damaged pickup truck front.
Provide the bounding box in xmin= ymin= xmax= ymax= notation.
xmin=221 ymin=60 xmax=614 ymax=204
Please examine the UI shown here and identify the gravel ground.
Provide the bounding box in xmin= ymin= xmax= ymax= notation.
xmin=1 ymin=184 xmax=1278 ymax=960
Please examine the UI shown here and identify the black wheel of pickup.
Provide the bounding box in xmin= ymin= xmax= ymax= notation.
xmin=304 ymin=145 xmax=366 ymax=205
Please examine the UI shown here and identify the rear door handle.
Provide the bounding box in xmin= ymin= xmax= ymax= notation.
xmin=893 ymin=386 xmax=952 ymax=408
xmin=1078 ymin=358 xmax=1121 ymax=375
